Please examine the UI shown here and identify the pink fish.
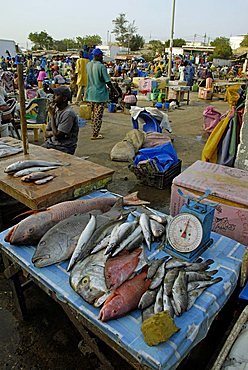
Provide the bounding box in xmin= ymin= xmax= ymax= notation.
xmin=105 ymin=248 xmax=142 ymax=290
xmin=99 ymin=271 xmax=151 ymax=321
xmin=5 ymin=192 xmax=149 ymax=246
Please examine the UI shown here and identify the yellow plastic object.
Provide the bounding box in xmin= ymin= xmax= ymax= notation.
xmin=141 ymin=311 xmax=179 ymax=346
xmin=202 ymin=110 xmax=234 ymax=163
xmin=79 ymin=103 xmax=91 ymax=120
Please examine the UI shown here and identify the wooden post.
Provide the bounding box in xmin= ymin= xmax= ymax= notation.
xmin=17 ymin=62 xmax=29 ymax=154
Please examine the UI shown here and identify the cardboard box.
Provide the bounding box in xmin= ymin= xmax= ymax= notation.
xmin=170 ymin=160 xmax=248 ymax=245
xmin=139 ymin=79 xmax=158 ymax=92
xmin=198 ymin=87 xmax=213 ymax=100
xmin=168 ymin=89 xmax=185 ymax=102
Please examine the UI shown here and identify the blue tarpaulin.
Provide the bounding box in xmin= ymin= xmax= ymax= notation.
xmin=133 ymin=142 xmax=179 ymax=172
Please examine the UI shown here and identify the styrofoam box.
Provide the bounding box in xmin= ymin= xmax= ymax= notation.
xmin=170 ymin=160 xmax=248 ymax=245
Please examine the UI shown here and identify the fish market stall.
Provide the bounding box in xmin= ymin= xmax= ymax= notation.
xmin=0 ymin=137 xmax=114 ymax=209
xmin=0 ymin=190 xmax=246 ymax=370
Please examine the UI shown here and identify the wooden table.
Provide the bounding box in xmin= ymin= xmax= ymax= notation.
xmin=0 ymin=137 xmax=114 ymax=209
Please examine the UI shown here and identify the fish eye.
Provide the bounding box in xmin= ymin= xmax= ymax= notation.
xmin=82 ymin=277 xmax=89 ymax=285
xmin=40 ymin=241 xmax=46 ymax=246
xmin=29 ymin=228 xmax=34 ymax=234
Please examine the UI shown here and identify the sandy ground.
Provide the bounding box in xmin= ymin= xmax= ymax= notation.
xmin=1 ymin=92 xmax=238 ymax=370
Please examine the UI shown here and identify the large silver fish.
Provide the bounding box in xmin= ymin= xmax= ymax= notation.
xmin=104 ymin=221 xmax=138 ymax=255
xmin=32 ymin=213 xmax=92 ymax=267
xmin=4 ymin=160 xmax=66 ymax=174
xmin=70 ymin=249 xmax=108 ymax=306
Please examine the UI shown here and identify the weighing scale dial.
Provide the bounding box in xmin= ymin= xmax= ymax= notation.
xmin=167 ymin=213 xmax=203 ymax=253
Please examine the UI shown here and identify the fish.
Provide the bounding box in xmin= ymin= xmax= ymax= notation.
xmin=125 ymin=232 xmax=144 ymax=252
xmin=185 ymin=259 xmax=215 ymax=272
xmin=172 ymin=271 xmax=188 ymax=316
xmin=150 ymin=219 xmax=166 ymax=238
xmin=165 ymin=257 xmax=203 ymax=269
xmin=78 ymin=218 xmax=126 ymax=262
xmin=21 ymin=172 xmax=54 ymax=182
xmin=149 ymin=261 xmax=166 ymax=290
xmin=104 ymin=221 xmax=138 ymax=255
xmin=187 ymin=288 xmax=206 ymax=311
xmin=139 ymin=213 xmax=152 ymax=250
xmin=67 ymin=214 xmax=96 ymax=271
xmin=149 ymin=214 xmax=168 ymax=224
xmin=163 ymin=292 xmax=175 ymax=318
xmin=138 ymin=288 xmax=159 ymax=310
xmin=105 ymin=248 xmax=142 ymax=290
xmin=142 ymin=304 xmax=155 ymax=322
xmin=147 ymin=257 xmax=169 ymax=280
xmin=187 ymin=277 xmax=222 ymax=292
xmin=35 ymin=176 xmax=55 ymax=185
xmin=164 ymin=268 xmax=180 ymax=296
xmin=32 ymin=213 xmax=92 ymax=267
xmin=99 ymin=271 xmax=151 ymax=321
xmin=4 ymin=160 xmax=67 ymax=174
xmin=154 ymin=285 xmax=164 ymax=314
xmin=0 ymin=145 xmax=22 ymax=158
xmin=5 ymin=192 xmax=148 ymax=246
xmin=13 ymin=166 xmax=59 ymax=177
xmin=111 ymin=225 xmax=142 ymax=257
xmin=185 ymin=270 xmax=218 ymax=282
xmin=91 ymin=235 xmax=111 ymax=254
xmin=70 ymin=249 xmax=108 ymax=306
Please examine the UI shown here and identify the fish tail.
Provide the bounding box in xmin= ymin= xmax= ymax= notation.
xmin=123 ymin=192 xmax=150 ymax=206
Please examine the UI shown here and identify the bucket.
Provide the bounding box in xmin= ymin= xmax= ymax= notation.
xmin=164 ymin=102 xmax=170 ymax=110
xmin=79 ymin=103 xmax=91 ymax=120
xmin=155 ymin=102 xmax=163 ymax=109
xmin=108 ymin=103 xmax=116 ymax=113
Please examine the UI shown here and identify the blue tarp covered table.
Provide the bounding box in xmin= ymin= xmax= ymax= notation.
xmin=0 ymin=190 xmax=246 ymax=370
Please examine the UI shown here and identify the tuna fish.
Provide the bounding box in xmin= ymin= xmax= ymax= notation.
xmin=4 ymin=192 xmax=149 ymax=246
xmin=99 ymin=271 xmax=151 ymax=321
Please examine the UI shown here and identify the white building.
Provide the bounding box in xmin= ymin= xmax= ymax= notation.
xmin=230 ymin=35 xmax=245 ymax=50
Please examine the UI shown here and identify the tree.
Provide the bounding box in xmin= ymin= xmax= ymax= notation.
xmin=148 ymin=40 xmax=165 ymax=55
xmin=28 ymin=31 xmax=54 ymax=50
xmin=164 ymin=38 xmax=186 ymax=47
xmin=112 ymin=13 xmax=137 ymax=48
xmin=76 ymin=35 xmax=102 ymax=48
xmin=240 ymin=35 xmax=248 ymax=47
xmin=130 ymin=34 xmax=145 ymax=51
xmin=211 ymin=37 xmax=232 ymax=59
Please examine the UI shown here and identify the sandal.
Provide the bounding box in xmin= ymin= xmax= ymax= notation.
xmin=91 ymin=134 xmax=104 ymax=140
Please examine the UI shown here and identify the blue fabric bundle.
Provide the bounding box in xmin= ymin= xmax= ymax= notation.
xmin=133 ymin=142 xmax=179 ymax=172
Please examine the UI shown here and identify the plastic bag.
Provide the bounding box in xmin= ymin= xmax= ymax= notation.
xmin=203 ymin=106 xmax=222 ymax=134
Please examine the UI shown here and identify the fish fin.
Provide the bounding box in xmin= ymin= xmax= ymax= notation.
xmin=12 ymin=208 xmax=47 ymax=220
xmin=123 ymin=192 xmax=150 ymax=206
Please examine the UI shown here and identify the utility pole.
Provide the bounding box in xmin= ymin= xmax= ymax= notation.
xmin=167 ymin=0 xmax=176 ymax=80
xmin=203 ymin=33 xmax=207 ymax=45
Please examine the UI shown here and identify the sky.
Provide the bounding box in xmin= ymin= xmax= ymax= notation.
xmin=2 ymin=0 xmax=247 ymax=49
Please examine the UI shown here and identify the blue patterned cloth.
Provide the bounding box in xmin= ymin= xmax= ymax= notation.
xmin=0 ymin=190 xmax=245 ymax=370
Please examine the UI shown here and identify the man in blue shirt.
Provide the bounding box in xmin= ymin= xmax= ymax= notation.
xmin=85 ymin=48 xmax=118 ymax=140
